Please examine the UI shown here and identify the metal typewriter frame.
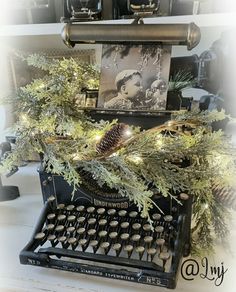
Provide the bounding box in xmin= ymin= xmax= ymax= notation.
xmin=20 ymin=21 xmax=200 ymax=289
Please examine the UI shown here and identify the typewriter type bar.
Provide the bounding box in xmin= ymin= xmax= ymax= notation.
xmin=20 ymin=181 xmax=192 ymax=289
xmin=61 ymin=21 xmax=201 ymax=50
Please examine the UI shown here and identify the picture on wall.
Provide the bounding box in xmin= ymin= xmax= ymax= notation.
xmin=98 ymin=44 xmax=172 ymax=110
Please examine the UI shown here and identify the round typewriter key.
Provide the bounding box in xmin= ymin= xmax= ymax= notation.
xmin=112 ymin=243 xmax=122 ymax=256
xmin=35 ymin=232 xmax=45 ymax=240
xmin=118 ymin=210 xmax=127 ymax=217
xmin=67 ymin=226 xmax=75 ymax=233
xmin=98 ymin=219 xmax=107 ymax=226
xmin=57 ymin=203 xmax=65 ymax=210
xmin=77 ymin=216 xmax=86 ymax=224
xmin=100 ymin=242 xmax=110 ymax=254
xmin=97 ymin=208 xmax=106 ymax=215
xmin=156 ymin=238 xmax=165 ymax=246
xmin=144 ymin=236 xmax=153 ymax=244
xmin=48 ymin=234 xmax=56 ymax=241
xmin=164 ymin=215 xmax=173 ymax=222
xmin=147 ymin=248 xmax=157 ymax=261
xmin=107 ymin=209 xmax=116 ymax=216
xmin=47 ymin=223 xmax=55 ymax=231
xmin=87 ymin=229 xmax=96 ymax=237
xmin=76 ymin=205 xmax=85 ymax=212
xmin=120 ymin=233 xmax=129 ymax=241
xmin=79 ymin=238 xmax=87 ymax=246
xmin=87 ymin=206 xmax=95 ymax=213
xmin=124 ymin=245 xmax=134 ymax=258
xmin=180 ymin=193 xmax=189 ymax=200
xmin=159 ymin=251 xmax=170 ymax=260
xmin=155 ymin=226 xmax=164 ymax=233
xmin=143 ymin=224 xmax=152 ymax=231
xmin=132 ymin=223 xmax=141 ymax=230
xmin=68 ymin=237 xmax=77 ymax=245
xmin=67 ymin=215 xmax=76 ymax=222
xmin=121 ymin=222 xmax=129 ymax=229
xmin=47 ymin=213 xmax=56 ymax=221
xmin=135 ymin=246 xmax=145 ymax=260
xmin=109 ymin=232 xmax=118 ymax=239
xmin=152 ymin=213 xmax=161 ymax=220
xmin=129 ymin=211 xmax=138 ymax=218
xmin=55 ymin=225 xmax=64 ymax=232
xmin=90 ymin=240 xmax=99 ymax=252
xmin=88 ymin=218 xmax=96 ymax=225
xmin=66 ymin=204 xmax=75 ymax=211
xmin=57 ymin=214 xmax=66 ymax=221
xmin=58 ymin=236 xmax=67 ymax=243
xmin=109 ymin=220 xmax=119 ymax=228
xmin=99 ymin=230 xmax=108 ymax=238
xmin=77 ymin=227 xmax=85 ymax=235
xmin=131 ymin=234 xmax=141 ymax=242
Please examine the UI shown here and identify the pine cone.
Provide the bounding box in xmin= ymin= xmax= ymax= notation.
xmin=96 ymin=123 xmax=129 ymax=154
xmin=212 ymin=183 xmax=236 ymax=210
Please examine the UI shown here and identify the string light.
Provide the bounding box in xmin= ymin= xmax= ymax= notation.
xmin=94 ymin=134 xmax=102 ymax=141
xmin=124 ymin=128 xmax=132 ymax=138
xmin=127 ymin=155 xmax=143 ymax=164
xmin=204 ymin=203 xmax=209 ymax=209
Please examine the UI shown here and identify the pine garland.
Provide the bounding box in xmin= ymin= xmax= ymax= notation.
xmin=1 ymin=54 xmax=236 ymax=256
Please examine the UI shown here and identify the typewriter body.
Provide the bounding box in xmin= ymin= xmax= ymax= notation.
xmin=20 ymin=110 xmax=192 ymax=289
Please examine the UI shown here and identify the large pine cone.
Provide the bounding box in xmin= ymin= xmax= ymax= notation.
xmin=96 ymin=123 xmax=129 ymax=154
xmin=212 ymin=183 xmax=236 ymax=210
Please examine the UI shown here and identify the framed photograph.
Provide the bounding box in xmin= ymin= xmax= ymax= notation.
xmin=9 ymin=49 xmax=96 ymax=91
xmin=98 ymin=44 xmax=171 ymax=110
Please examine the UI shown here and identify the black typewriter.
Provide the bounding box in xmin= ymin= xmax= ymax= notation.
xmin=19 ymin=110 xmax=192 ymax=289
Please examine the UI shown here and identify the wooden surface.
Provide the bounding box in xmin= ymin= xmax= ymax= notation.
xmin=0 ymin=163 xmax=236 ymax=292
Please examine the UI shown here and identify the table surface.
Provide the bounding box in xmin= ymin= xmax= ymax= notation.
xmin=0 ymin=163 xmax=236 ymax=292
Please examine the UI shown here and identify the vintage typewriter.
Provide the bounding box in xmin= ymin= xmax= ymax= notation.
xmin=20 ymin=21 xmax=201 ymax=288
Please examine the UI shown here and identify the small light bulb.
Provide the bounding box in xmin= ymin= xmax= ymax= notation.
xmin=128 ymin=155 xmax=143 ymax=164
xmin=95 ymin=134 xmax=102 ymax=141
xmin=204 ymin=203 xmax=209 ymax=209
xmin=124 ymin=128 xmax=132 ymax=138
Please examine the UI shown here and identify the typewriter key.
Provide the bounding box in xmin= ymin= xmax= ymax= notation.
xmin=67 ymin=215 xmax=76 ymax=222
xmin=112 ymin=243 xmax=122 ymax=256
xmin=34 ymin=232 xmax=45 ymax=240
xmin=88 ymin=218 xmax=96 ymax=225
xmin=77 ymin=216 xmax=86 ymax=224
xmin=118 ymin=210 xmax=127 ymax=217
xmin=143 ymin=224 xmax=152 ymax=231
xmin=107 ymin=209 xmax=116 ymax=216
xmin=164 ymin=215 xmax=173 ymax=222
xmin=109 ymin=232 xmax=118 ymax=239
xmin=129 ymin=211 xmax=138 ymax=218
xmin=135 ymin=246 xmax=145 ymax=260
xmin=87 ymin=206 xmax=95 ymax=214
xmin=155 ymin=226 xmax=164 ymax=233
xmin=120 ymin=233 xmax=130 ymax=241
xmin=67 ymin=226 xmax=75 ymax=233
xmin=109 ymin=220 xmax=119 ymax=228
xmin=152 ymin=213 xmax=161 ymax=221
xmin=90 ymin=240 xmax=99 ymax=253
xmin=98 ymin=230 xmax=108 ymax=238
xmin=87 ymin=228 xmax=96 ymax=237
xmin=147 ymin=248 xmax=157 ymax=261
xmin=66 ymin=205 xmax=75 ymax=211
xmin=131 ymin=234 xmax=141 ymax=242
xmin=76 ymin=205 xmax=85 ymax=212
xmin=132 ymin=223 xmax=141 ymax=230
xmin=47 ymin=195 xmax=56 ymax=209
xmin=47 ymin=213 xmax=56 ymax=221
xmin=68 ymin=237 xmax=77 ymax=249
xmin=100 ymin=242 xmax=110 ymax=254
xmin=156 ymin=238 xmax=165 ymax=246
xmin=159 ymin=251 xmax=170 ymax=270
xmin=57 ymin=203 xmax=65 ymax=210
xmin=79 ymin=238 xmax=88 ymax=251
xmin=58 ymin=236 xmax=67 ymax=248
xmin=98 ymin=219 xmax=107 ymax=226
xmin=144 ymin=236 xmax=153 ymax=244
xmin=124 ymin=245 xmax=134 ymax=258
xmin=55 ymin=225 xmax=64 ymax=233
xmin=47 ymin=234 xmax=57 ymax=246
xmin=97 ymin=208 xmax=106 ymax=215
xmin=77 ymin=227 xmax=86 ymax=236
xmin=57 ymin=214 xmax=66 ymax=222
xmin=46 ymin=223 xmax=55 ymax=231
xmin=120 ymin=222 xmax=129 ymax=229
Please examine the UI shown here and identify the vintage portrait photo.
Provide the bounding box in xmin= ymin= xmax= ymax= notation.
xmin=98 ymin=44 xmax=171 ymax=110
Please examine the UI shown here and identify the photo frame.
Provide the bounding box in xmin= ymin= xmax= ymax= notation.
xmin=98 ymin=44 xmax=171 ymax=111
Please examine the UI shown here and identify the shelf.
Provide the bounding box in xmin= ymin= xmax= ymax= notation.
xmin=0 ymin=13 xmax=235 ymax=38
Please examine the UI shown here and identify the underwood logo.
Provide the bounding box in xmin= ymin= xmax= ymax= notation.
xmin=93 ymin=199 xmax=129 ymax=209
